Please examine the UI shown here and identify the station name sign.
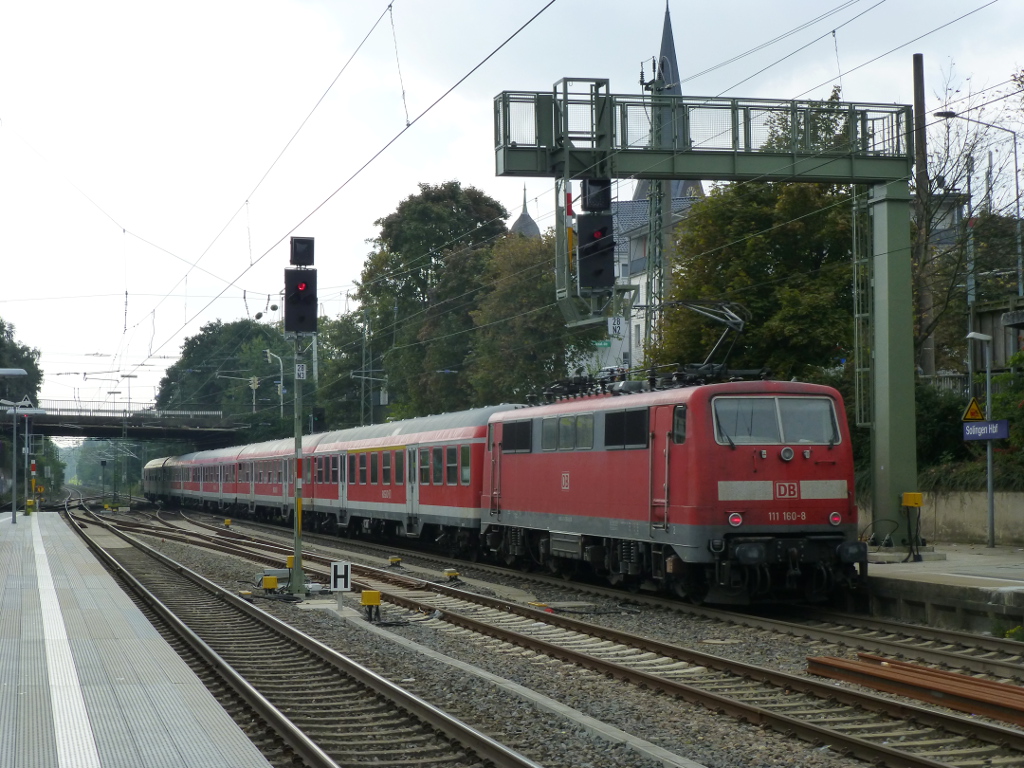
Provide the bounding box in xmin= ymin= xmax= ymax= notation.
xmin=963 ymin=420 xmax=1009 ymax=441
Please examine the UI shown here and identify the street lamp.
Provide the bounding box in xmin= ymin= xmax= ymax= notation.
xmin=264 ymin=350 xmax=284 ymax=418
xmin=2 ymin=396 xmax=46 ymax=524
xmin=936 ymin=111 xmax=1022 ymax=296
xmin=967 ymin=331 xmax=995 ymax=547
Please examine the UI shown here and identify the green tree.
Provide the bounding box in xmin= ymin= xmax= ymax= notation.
xmin=467 ymin=233 xmax=602 ymax=403
xmin=654 ymin=181 xmax=854 ymax=378
xmin=0 ymin=317 xmax=42 ymax=403
xmin=316 ymin=312 xmax=368 ymax=429
xmin=155 ymin=318 xmax=297 ymax=441
xmin=355 ymin=181 xmax=508 ymax=417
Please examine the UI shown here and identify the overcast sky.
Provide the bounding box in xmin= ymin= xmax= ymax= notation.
xmin=1 ymin=0 xmax=1021 ymax=408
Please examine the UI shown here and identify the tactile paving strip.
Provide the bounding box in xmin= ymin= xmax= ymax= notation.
xmin=0 ymin=514 xmax=273 ymax=768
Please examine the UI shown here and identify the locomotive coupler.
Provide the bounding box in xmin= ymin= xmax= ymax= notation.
xmin=785 ymin=547 xmax=802 ymax=589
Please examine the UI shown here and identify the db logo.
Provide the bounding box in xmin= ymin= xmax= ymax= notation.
xmin=775 ymin=482 xmax=799 ymax=499
xmin=561 ymin=472 xmax=570 ymax=490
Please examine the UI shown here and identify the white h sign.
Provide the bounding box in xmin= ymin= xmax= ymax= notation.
xmin=330 ymin=561 xmax=352 ymax=592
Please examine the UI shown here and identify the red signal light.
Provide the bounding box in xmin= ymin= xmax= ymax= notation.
xmin=297 ymin=281 xmax=308 ymax=292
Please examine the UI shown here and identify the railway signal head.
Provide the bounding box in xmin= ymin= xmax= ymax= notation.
xmin=284 ymin=268 xmax=318 ymax=334
xmin=576 ymin=214 xmax=615 ymax=289
xmin=290 ymin=236 xmax=314 ymax=266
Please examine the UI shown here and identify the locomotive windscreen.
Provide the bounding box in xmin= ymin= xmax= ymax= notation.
xmin=714 ymin=396 xmax=839 ymax=445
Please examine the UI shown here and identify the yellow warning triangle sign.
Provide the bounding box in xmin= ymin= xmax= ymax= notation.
xmin=962 ymin=397 xmax=985 ymax=422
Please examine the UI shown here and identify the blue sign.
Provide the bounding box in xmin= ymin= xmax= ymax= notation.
xmin=963 ymin=420 xmax=1009 ymax=441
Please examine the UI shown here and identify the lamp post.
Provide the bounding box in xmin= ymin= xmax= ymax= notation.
xmin=2 ymin=396 xmax=45 ymax=524
xmin=264 ymin=350 xmax=284 ymax=418
xmin=967 ymin=331 xmax=995 ymax=547
xmin=0 ymin=367 xmax=28 ymax=523
xmin=936 ymin=111 xmax=1022 ymax=296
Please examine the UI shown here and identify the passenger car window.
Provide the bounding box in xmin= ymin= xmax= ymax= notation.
xmin=446 ymin=446 xmax=458 ymax=485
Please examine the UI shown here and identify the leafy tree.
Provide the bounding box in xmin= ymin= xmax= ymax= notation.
xmin=355 ymin=181 xmax=508 ymax=417
xmin=653 ymin=180 xmax=854 ymax=378
xmin=0 ymin=317 xmax=42 ymax=404
xmin=467 ymin=232 xmax=603 ymax=403
xmin=316 ymin=312 xmax=368 ymax=429
xmin=155 ymin=318 xmax=298 ymax=441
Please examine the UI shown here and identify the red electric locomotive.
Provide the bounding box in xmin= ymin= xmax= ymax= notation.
xmin=480 ymin=378 xmax=865 ymax=604
xmin=144 ymin=379 xmax=866 ymax=604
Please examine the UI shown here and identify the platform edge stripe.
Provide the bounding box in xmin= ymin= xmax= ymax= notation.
xmin=31 ymin=516 xmax=103 ymax=768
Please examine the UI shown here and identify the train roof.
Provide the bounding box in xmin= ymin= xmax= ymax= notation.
xmin=488 ymin=379 xmax=842 ymax=422
xmin=237 ymin=433 xmax=329 ymax=460
xmin=314 ymin=404 xmax=523 ymax=452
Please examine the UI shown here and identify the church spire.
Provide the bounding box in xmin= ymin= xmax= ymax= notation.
xmin=633 ymin=3 xmax=703 ymax=201
xmin=509 ymin=185 xmax=541 ymax=238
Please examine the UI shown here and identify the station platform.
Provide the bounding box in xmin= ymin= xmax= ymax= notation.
xmin=0 ymin=509 xmax=272 ymax=768
xmin=866 ymin=542 xmax=1024 ymax=633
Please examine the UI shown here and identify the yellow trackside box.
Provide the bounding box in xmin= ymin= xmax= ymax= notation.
xmin=262 ymin=575 xmax=279 ymax=590
xmin=224 ymin=519 xmax=232 ymax=527
xmin=902 ymin=492 xmax=923 ymax=508
xmin=286 ymin=555 xmax=294 ymax=568
xmin=361 ymin=590 xmax=381 ymax=606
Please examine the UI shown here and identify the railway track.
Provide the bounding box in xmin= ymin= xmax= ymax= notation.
xmin=176 ymin=510 xmax=1024 ymax=682
xmin=68 ymin=506 xmax=542 ymax=768
xmin=99 ymin=509 xmax=1024 ymax=768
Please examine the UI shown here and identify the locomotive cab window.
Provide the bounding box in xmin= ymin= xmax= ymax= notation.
xmin=778 ymin=397 xmax=840 ymax=444
xmin=713 ymin=396 xmax=840 ymax=445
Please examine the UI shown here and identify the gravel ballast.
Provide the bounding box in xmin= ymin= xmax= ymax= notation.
xmin=132 ymin=535 xmax=870 ymax=768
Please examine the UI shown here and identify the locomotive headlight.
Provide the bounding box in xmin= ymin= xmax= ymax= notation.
xmin=780 ymin=446 xmax=795 ymax=461
xmin=727 ymin=512 xmax=743 ymax=527
xmin=828 ymin=511 xmax=843 ymax=526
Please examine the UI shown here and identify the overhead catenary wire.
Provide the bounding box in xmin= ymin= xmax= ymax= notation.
xmin=27 ymin=2 xmax=1016 ymax=412
xmin=133 ymin=0 xmax=560 ymax=376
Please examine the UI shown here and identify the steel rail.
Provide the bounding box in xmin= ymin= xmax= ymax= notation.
xmin=74 ymin=509 xmax=545 ymax=768
xmin=116 ymin=513 xmax=1024 ymax=767
xmin=166 ymin=511 xmax=1024 ymax=683
xmin=178 ymin=511 xmax=1024 ymax=678
xmin=65 ymin=508 xmax=342 ymax=768
xmin=809 ymin=654 xmax=1024 ymax=727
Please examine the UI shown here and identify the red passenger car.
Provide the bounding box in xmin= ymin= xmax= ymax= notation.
xmin=144 ymin=379 xmax=866 ymax=604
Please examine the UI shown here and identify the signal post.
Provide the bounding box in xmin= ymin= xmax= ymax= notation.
xmin=285 ymin=237 xmax=317 ymax=594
